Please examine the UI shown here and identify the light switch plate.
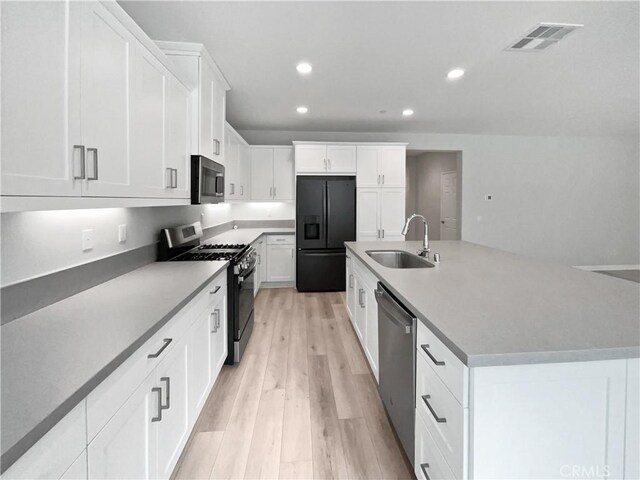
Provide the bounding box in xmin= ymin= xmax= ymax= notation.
xmin=82 ymin=229 xmax=94 ymax=251
xmin=118 ymin=224 xmax=127 ymax=243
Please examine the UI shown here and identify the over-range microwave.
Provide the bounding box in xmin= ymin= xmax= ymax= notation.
xmin=191 ymin=155 xmax=224 ymax=204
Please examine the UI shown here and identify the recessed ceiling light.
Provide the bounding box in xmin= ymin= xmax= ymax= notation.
xmin=402 ymin=109 xmax=414 ymax=116
xmin=447 ymin=68 xmax=465 ymax=80
xmin=296 ymin=106 xmax=308 ymax=114
xmin=296 ymin=62 xmax=312 ymax=74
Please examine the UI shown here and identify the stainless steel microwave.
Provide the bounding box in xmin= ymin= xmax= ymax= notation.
xmin=191 ymin=155 xmax=224 ymax=204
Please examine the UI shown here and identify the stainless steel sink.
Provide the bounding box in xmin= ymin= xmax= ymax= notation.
xmin=366 ymin=250 xmax=435 ymax=269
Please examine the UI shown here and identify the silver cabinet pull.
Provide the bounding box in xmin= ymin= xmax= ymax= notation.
xmin=211 ymin=310 xmax=219 ymax=333
xmin=210 ymin=286 xmax=221 ymax=294
xmin=160 ymin=377 xmax=170 ymax=410
xmin=151 ymin=387 xmax=163 ymax=422
xmin=87 ymin=148 xmax=98 ymax=180
xmin=148 ymin=338 xmax=172 ymax=359
xmin=328 ymin=158 xmax=331 ymax=170
xmin=358 ymin=288 xmax=365 ymax=307
xmin=420 ymin=463 xmax=431 ymax=480
xmin=422 ymin=395 xmax=446 ymax=423
xmin=73 ymin=145 xmax=86 ymax=179
xmin=377 ymin=174 xmax=381 ymax=185
xmin=258 ymin=253 xmax=261 ymax=265
xmin=382 ymin=174 xmax=385 ymax=184
xmin=269 ymin=186 xmax=273 ymax=197
xmin=273 ymin=187 xmax=277 ymax=197
xmin=240 ymin=185 xmax=244 ymax=196
xmin=421 ymin=344 xmax=445 ymax=366
xmin=230 ymin=183 xmax=235 ymax=195
xmin=215 ymin=308 xmax=221 ymax=329
xmin=166 ymin=168 xmax=173 ymax=188
xmin=382 ymin=229 xmax=385 ymax=239
xmin=172 ymin=169 xmax=178 ymax=188
xmin=214 ymin=139 xmax=220 ymax=155
xmin=349 ymin=274 xmax=354 ymax=288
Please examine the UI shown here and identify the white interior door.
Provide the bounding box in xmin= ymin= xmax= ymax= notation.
xmin=357 ymin=188 xmax=380 ymax=241
xmin=379 ymin=188 xmax=406 ymax=240
xmin=250 ymin=148 xmax=274 ymax=200
xmin=440 ymin=171 xmax=458 ymax=240
xmin=1 ymin=0 xmax=82 ymax=197
xmin=356 ymin=146 xmax=381 ymax=187
xmin=273 ymin=147 xmax=295 ymax=200
xmin=326 ymin=145 xmax=356 ymax=173
xmin=80 ymin=1 xmax=133 ymax=197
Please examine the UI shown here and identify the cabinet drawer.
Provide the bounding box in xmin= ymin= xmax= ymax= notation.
xmin=87 ymin=272 xmax=225 ymax=441
xmin=417 ymin=322 xmax=468 ymax=407
xmin=267 ymin=234 xmax=294 ymax=245
xmin=416 ymin=353 xmax=467 ymax=479
xmin=415 ymin=412 xmax=456 ymax=480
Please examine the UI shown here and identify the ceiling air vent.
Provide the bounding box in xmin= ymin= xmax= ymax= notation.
xmin=506 ymin=23 xmax=583 ymax=52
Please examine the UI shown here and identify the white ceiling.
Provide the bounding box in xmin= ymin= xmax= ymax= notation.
xmin=119 ymin=1 xmax=639 ymax=137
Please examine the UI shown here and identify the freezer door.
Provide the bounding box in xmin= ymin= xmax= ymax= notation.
xmin=327 ymin=178 xmax=356 ymax=249
xmin=296 ymin=177 xmax=326 ymax=249
xmin=296 ymin=250 xmax=346 ymax=292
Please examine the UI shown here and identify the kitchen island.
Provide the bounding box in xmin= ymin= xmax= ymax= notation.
xmin=345 ymin=240 xmax=639 ymax=480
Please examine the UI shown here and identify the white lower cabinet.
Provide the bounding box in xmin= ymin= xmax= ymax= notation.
xmin=254 ymin=236 xmax=266 ymax=295
xmin=347 ymin=254 xmax=379 ymax=381
xmin=266 ymin=235 xmax=295 ymax=283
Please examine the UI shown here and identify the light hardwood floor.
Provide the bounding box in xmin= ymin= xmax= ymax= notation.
xmin=172 ymin=288 xmax=414 ymax=480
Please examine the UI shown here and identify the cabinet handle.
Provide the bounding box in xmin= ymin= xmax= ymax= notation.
xmin=211 ymin=311 xmax=218 ymax=333
xmin=291 ymin=248 xmax=294 ymax=258
xmin=377 ymin=174 xmax=381 ymax=185
xmin=420 ymin=344 xmax=445 ymax=366
xmin=240 ymin=185 xmax=244 ymax=196
xmin=377 ymin=229 xmax=381 ymax=239
xmin=210 ymin=286 xmax=221 ymax=294
xmin=230 ymin=183 xmax=235 ymax=195
xmin=214 ymin=139 xmax=220 ymax=155
xmin=87 ymin=148 xmax=99 ymax=180
xmin=172 ymin=169 xmax=178 ymax=188
xmin=258 ymin=254 xmax=261 ymax=265
xmin=273 ymin=187 xmax=277 ymax=197
xmin=422 ymin=395 xmax=446 ymax=423
xmin=160 ymin=377 xmax=170 ymax=410
xmin=215 ymin=308 xmax=221 ymax=329
xmin=382 ymin=174 xmax=385 ymax=184
xmin=166 ymin=168 xmax=173 ymax=188
xmin=349 ymin=274 xmax=354 ymax=288
xmin=148 ymin=338 xmax=173 ymax=358
xmin=151 ymin=387 xmax=163 ymax=422
xmin=328 ymin=158 xmax=331 ymax=170
xmin=420 ymin=463 xmax=431 ymax=480
xmin=358 ymin=288 xmax=365 ymax=307
xmin=73 ymin=145 xmax=86 ymax=180
xmin=324 ymin=159 xmax=327 ymax=170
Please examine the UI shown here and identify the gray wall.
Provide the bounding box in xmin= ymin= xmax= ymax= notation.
xmin=406 ymin=152 xmax=459 ymax=241
xmin=1 ymin=202 xmax=294 ymax=287
xmin=240 ymin=129 xmax=640 ymax=267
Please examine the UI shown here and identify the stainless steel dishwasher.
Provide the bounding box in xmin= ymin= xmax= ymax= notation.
xmin=375 ymin=282 xmax=416 ymax=464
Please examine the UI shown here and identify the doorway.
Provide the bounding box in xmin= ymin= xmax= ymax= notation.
xmin=404 ymin=151 xmax=462 ymax=241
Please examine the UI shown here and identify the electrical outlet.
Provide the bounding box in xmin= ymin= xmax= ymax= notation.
xmin=484 ymin=194 xmax=493 ymax=201
xmin=118 ymin=224 xmax=127 ymax=243
xmin=82 ymin=229 xmax=94 ymax=251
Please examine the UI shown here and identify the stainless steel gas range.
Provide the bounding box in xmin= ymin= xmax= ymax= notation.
xmin=158 ymin=222 xmax=256 ymax=364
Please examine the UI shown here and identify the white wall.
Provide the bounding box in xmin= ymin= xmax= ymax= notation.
xmin=240 ymin=129 xmax=640 ymax=266
xmin=407 ymin=152 xmax=458 ymax=241
xmin=1 ymin=202 xmax=294 ymax=286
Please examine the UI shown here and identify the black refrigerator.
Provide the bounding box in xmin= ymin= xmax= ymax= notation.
xmin=296 ymin=176 xmax=356 ymax=292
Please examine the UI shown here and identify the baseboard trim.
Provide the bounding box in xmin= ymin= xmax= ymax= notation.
xmin=259 ymin=282 xmax=296 ymax=289
xmin=574 ymin=265 xmax=640 ymax=271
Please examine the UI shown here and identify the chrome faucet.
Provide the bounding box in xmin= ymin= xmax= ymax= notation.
xmin=401 ymin=214 xmax=430 ymax=257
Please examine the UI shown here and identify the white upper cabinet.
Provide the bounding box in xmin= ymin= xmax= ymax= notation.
xmin=224 ymin=123 xmax=249 ymax=200
xmin=379 ymin=188 xmax=406 ymax=240
xmin=250 ymin=146 xmax=294 ymax=201
xmin=1 ymin=1 xmax=198 ymax=210
xmin=356 ymin=145 xmax=406 ymax=187
xmin=0 ymin=0 xmax=82 ymax=197
xmin=357 ymin=187 xmax=406 ymax=241
xmin=294 ymin=143 xmax=356 ymax=174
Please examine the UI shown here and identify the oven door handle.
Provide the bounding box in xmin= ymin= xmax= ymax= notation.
xmin=238 ymin=267 xmax=256 ymax=284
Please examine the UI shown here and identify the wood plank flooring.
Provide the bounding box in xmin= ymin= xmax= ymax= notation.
xmin=173 ymin=289 xmax=414 ymax=480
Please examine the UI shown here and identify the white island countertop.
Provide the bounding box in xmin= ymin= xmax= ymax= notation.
xmin=346 ymin=240 xmax=640 ymax=367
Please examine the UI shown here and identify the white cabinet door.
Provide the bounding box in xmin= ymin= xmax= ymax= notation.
xmin=187 ymin=309 xmax=213 ymax=423
xmin=326 ymin=145 xmax=356 ymax=173
xmin=626 ymin=359 xmax=639 ymax=480
xmin=295 ymin=144 xmax=327 ymax=173
xmin=250 ymin=148 xmax=274 ymax=201
xmin=345 ymin=255 xmax=355 ymax=322
xmin=60 ymin=451 xmax=87 ymax=480
xmin=259 ymin=239 xmax=268 ymax=284
xmin=266 ymin=245 xmax=295 ymax=282
xmin=379 ymin=188 xmax=406 ymax=241
xmin=155 ymin=337 xmax=190 ymax=480
xmin=357 ymin=188 xmax=381 ymax=241
xmin=254 ymin=237 xmax=266 ymax=292
xmin=273 ymin=147 xmax=295 ymax=200
xmin=380 ymin=146 xmax=406 ymax=188
xmin=241 ymin=144 xmax=251 ymax=199
xmin=356 ymin=146 xmax=381 ymax=188
xmin=80 ymin=1 xmax=134 ymax=197
xmin=224 ymin=134 xmax=238 ymax=198
xmin=1 ymin=0 xmax=82 ymax=197
xmin=199 ymin=60 xmax=215 ymax=159
xmin=211 ymin=293 xmax=228 ymax=376
xmin=363 ymin=283 xmax=379 ymax=381
xmin=212 ymin=75 xmax=226 ymax=165
xmin=88 ymin=373 xmax=157 ymax=480
xmin=164 ymin=76 xmax=191 ymax=198
xmin=353 ymin=276 xmax=366 ymax=342
xmin=130 ymin=47 xmax=166 ymax=197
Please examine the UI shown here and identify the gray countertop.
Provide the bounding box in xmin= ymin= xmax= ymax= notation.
xmin=346 ymin=240 xmax=640 ymax=368
xmin=1 ymin=261 xmax=228 ymax=473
